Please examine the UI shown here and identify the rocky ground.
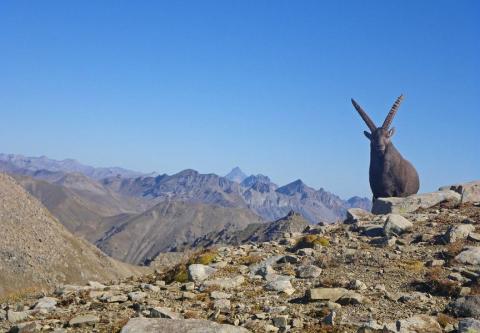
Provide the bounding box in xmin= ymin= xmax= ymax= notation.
xmin=1 ymin=185 xmax=480 ymax=332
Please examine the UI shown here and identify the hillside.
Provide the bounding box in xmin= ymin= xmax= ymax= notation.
xmin=0 ymin=182 xmax=479 ymax=332
xmin=11 ymin=175 xmax=148 ymax=242
xmin=96 ymin=200 xmax=264 ymax=265
xmin=0 ymin=173 xmax=140 ymax=298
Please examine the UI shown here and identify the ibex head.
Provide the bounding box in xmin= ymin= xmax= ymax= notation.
xmin=351 ymin=95 xmax=404 ymax=153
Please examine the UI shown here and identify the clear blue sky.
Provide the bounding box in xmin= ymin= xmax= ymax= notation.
xmin=0 ymin=1 xmax=478 ymax=198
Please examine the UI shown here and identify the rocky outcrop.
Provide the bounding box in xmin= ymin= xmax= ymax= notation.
xmin=372 ymin=190 xmax=461 ymax=214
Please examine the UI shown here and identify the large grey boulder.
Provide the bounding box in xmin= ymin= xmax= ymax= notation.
xmin=383 ymin=214 xmax=413 ymax=237
xmin=451 ymin=296 xmax=480 ymax=319
xmin=456 ymin=247 xmax=480 ymax=266
xmin=120 ymin=318 xmax=250 ymax=333
xmin=372 ymin=190 xmax=461 ymax=215
xmin=440 ymin=180 xmax=480 ymax=203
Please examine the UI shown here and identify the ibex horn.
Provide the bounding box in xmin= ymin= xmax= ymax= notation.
xmin=351 ymin=98 xmax=377 ymax=132
xmin=382 ymin=94 xmax=404 ymax=129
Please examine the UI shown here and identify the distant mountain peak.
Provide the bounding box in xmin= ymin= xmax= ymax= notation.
xmin=276 ymin=179 xmax=309 ymax=195
xmin=225 ymin=167 xmax=247 ymax=183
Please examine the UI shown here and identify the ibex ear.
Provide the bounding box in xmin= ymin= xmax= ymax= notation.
xmin=363 ymin=131 xmax=372 ymax=140
xmin=387 ymin=127 xmax=395 ymax=137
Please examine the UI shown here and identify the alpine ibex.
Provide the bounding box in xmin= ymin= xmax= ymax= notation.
xmin=351 ymin=95 xmax=420 ymax=199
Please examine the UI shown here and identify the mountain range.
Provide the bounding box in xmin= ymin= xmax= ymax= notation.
xmin=0 ymin=153 xmax=371 ymax=264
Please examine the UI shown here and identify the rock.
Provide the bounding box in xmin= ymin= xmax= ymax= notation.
xmin=468 ymin=232 xmax=480 ymax=242
xmin=372 ymin=190 xmax=461 ymax=214
xmin=181 ymin=292 xmax=196 ymax=300
xmin=128 ymin=291 xmax=147 ymax=302
xmin=323 ymin=311 xmax=336 ymax=325
xmin=307 ymin=288 xmax=349 ymax=302
xmin=88 ymin=281 xmax=107 ymax=289
xmin=295 ymin=265 xmax=322 ymax=278
xmin=182 ymin=282 xmax=195 ymax=291
xmin=249 ymin=256 xmax=283 ymax=277
xmin=210 ymin=291 xmax=232 ymax=299
xmin=0 ymin=309 xmax=6 ymax=320
xmin=141 ymin=283 xmax=160 ymax=292
xmin=188 ymin=264 xmax=217 ymax=282
xmin=348 ymin=279 xmax=367 ymax=291
xmin=395 ymin=315 xmax=442 ymax=333
xmin=265 ymin=280 xmax=295 ymax=295
xmin=458 ymin=318 xmax=480 ymax=333
xmin=33 ymin=297 xmax=57 ymax=311
xmin=445 ymin=224 xmax=475 ymax=243
xmin=277 ymin=255 xmax=298 ymax=264
xmin=203 ymin=276 xmax=245 ymax=290
xmin=264 ymin=274 xmax=291 ymax=282
xmin=102 ymin=294 xmax=128 ymax=303
xmin=456 ymin=247 xmax=480 ymax=266
xmin=149 ymin=307 xmax=183 ymax=319
xmin=296 ymin=248 xmax=315 ymax=256
xmin=345 ymin=208 xmax=373 ymax=224
xmin=8 ymin=321 xmax=42 ymax=333
xmin=7 ymin=310 xmax=29 ymax=323
xmin=440 ymin=180 xmax=480 ymax=203
xmin=383 ymin=214 xmax=413 ymax=237
xmin=426 ymin=259 xmax=445 ymax=267
xmin=451 ymin=296 xmax=480 ymax=319
xmin=272 ymin=315 xmax=289 ymax=328
xmin=213 ymin=299 xmax=231 ymax=312
xmin=69 ymin=314 xmax=100 ymax=327
xmin=337 ymin=292 xmax=367 ymax=305
xmin=361 ymin=225 xmax=385 ymax=237
xmin=120 ymin=318 xmax=250 ymax=333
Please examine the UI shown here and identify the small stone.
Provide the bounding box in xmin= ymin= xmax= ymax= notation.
xmin=128 ymin=291 xmax=147 ymax=302
xmin=214 ymin=299 xmax=231 ymax=312
xmin=181 ymin=292 xmax=196 ymax=300
xmin=323 ymin=311 xmax=336 ymax=325
xmin=103 ymin=294 xmax=128 ymax=303
xmin=348 ymin=279 xmax=367 ymax=291
xmin=69 ymin=314 xmax=99 ymax=327
xmin=272 ymin=315 xmax=289 ymax=328
xmin=337 ymin=292 xmax=366 ymax=305
xmin=292 ymin=318 xmax=303 ymax=328
xmin=445 ymin=224 xmax=475 ymax=243
xmin=142 ymin=284 xmax=160 ymax=292
xmin=88 ymin=281 xmax=107 ymax=289
xmin=451 ymin=296 xmax=480 ymax=319
xmin=188 ymin=264 xmax=217 ymax=282
xmin=203 ymin=276 xmax=245 ymax=290
xmin=468 ymin=232 xmax=480 ymax=242
xmin=8 ymin=321 xmax=42 ymax=333
xmin=7 ymin=310 xmax=29 ymax=323
xmin=210 ymin=291 xmax=232 ymax=299
xmin=149 ymin=307 xmax=182 ymax=319
xmin=456 ymin=247 xmax=480 ymax=266
xmin=265 ymin=280 xmax=295 ymax=295
xmin=383 ymin=214 xmax=413 ymax=237
xmin=458 ymin=318 xmax=480 ymax=333
xmin=307 ymin=288 xmax=349 ymax=302
xmin=182 ymin=282 xmax=195 ymax=291
xmin=33 ymin=297 xmax=57 ymax=311
xmin=297 ymin=248 xmax=315 ymax=256
xmin=295 ymin=265 xmax=322 ymax=278
xmin=426 ymin=259 xmax=445 ymax=267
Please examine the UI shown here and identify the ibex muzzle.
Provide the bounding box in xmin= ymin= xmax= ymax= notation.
xmin=352 ymin=95 xmax=420 ymax=199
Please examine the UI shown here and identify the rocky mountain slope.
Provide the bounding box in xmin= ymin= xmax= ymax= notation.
xmin=96 ymin=200 xmax=264 ymax=265
xmin=0 ymin=173 xmax=140 ymax=299
xmin=1 ymin=181 xmax=479 ymax=332
xmin=11 ymin=175 xmax=150 ymax=242
xmin=225 ymin=167 xmax=248 ymax=183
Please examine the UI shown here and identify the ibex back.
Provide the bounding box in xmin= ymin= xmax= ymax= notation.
xmin=351 ymin=95 xmax=420 ymax=199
